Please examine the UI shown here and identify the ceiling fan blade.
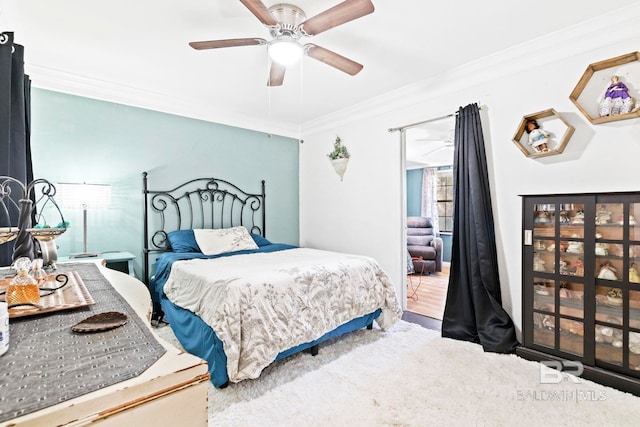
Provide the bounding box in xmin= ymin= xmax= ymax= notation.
xmin=300 ymin=0 xmax=375 ymax=36
xmin=239 ymin=0 xmax=278 ymax=26
xmin=304 ymin=44 xmax=363 ymax=76
xmin=420 ymin=145 xmax=454 ymax=157
xmin=189 ymin=38 xmax=266 ymax=50
xmin=416 ymin=138 xmax=454 ymax=143
xmin=268 ymin=62 xmax=286 ymax=86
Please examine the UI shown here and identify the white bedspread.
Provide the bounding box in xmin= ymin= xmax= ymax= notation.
xmin=163 ymin=247 xmax=402 ymax=382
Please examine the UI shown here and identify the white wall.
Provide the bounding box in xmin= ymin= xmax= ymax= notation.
xmin=299 ymin=5 xmax=640 ymax=337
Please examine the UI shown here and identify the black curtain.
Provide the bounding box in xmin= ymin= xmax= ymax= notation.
xmin=441 ymin=103 xmax=519 ymax=353
xmin=0 ymin=32 xmax=33 ymax=267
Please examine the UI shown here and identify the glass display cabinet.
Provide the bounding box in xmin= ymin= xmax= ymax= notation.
xmin=520 ymin=192 xmax=640 ymax=396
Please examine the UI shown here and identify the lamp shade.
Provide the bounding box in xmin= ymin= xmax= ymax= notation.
xmin=269 ymin=39 xmax=302 ymax=66
xmin=56 ymin=183 xmax=112 ymax=209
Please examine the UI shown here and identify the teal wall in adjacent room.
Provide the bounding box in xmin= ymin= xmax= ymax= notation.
xmin=405 ymin=168 xmax=451 ymax=263
xmin=29 ymin=89 xmax=300 ymax=279
xmin=406 ymin=169 xmax=423 ymax=217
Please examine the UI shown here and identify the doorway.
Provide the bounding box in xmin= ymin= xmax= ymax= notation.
xmin=404 ymin=117 xmax=454 ymax=321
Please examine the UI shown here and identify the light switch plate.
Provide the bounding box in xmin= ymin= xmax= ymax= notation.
xmin=524 ymin=230 xmax=532 ymax=245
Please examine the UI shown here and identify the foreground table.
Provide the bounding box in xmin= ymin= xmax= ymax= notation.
xmin=1 ymin=264 xmax=209 ymax=427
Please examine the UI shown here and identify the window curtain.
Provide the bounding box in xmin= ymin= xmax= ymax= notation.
xmin=420 ymin=167 xmax=440 ymax=235
xmin=0 ymin=32 xmax=33 ymax=267
xmin=441 ymin=103 xmax=519 ymax=353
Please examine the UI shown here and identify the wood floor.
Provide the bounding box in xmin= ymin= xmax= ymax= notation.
xmin=406 ymin=262 xmax=450 ymax=321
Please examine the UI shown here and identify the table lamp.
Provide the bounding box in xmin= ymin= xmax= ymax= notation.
xmin=57 ymin=183 xmax=111 ymax=258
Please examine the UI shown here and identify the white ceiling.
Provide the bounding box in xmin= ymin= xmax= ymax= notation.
xmin=2 ymin=1 xmax=638 ymax=151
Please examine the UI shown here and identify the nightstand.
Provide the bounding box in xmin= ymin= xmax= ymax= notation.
xmin=58 ymin=251 xmax=136 ymax=277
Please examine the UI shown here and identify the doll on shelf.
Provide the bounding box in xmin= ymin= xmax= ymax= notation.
xmin=571 ymin=210 xmax=585 ymax=224
xmin=566 ymin=236 xmax=583 ymax=254
xmin=598 ymin=261 xmax=618 ymax=280
xmin=534 ymin=210 xmax=551 ymax=224
xmin=541 ymin=315 xmax=555 ymax=330
xmin=569 ymin=321 xmax=584 ymax=336
xmin=599 ymin=75 xmax=634 ymax=116
xmin=572 ymin=258 xmax=584 ymax=276
xmin=630 ymin=263 xmax=640 ymax=283
xmin=596 ymin=205 xmax=612 ymax=224
xmin=559 ymin=283 xmax=572 ymax=299
xmin=595 ymin=242 xmax=609 ymax=256
xmin=559 ymin=258 xmax=569 ymax=275
xmin=525 ymin=119 xmax=550 ymax=153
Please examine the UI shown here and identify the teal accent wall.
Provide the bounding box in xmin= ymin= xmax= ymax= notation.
xmin=30 ymin=89 xmax=299 ymax=278
xmin=406 ymin=169 xmax=423 ymax=217
xmin=440 ymin=233 xmax=452 ymax=263
xmin=405 ymin=168 xmax=451 ymax=263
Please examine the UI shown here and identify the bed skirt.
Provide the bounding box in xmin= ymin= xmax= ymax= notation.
xmin=160 ymin=296 xmax=381 ymax=388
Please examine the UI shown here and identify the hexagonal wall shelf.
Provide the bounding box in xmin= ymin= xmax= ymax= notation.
xmin=512 ymin=109 xmax=575 ymax=158
xmin=569 ymin=51 xmax=640 ymax=124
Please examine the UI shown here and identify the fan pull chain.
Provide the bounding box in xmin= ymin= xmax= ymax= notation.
xmin=266 ymin=50 xmax=273 ymax=131
xmin=299 ymin=59 xmax=304 ymax=142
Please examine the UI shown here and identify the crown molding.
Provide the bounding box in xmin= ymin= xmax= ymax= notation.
xmin=28 ymin=65 xmax=301 ymax=139
xmin=302 ymin=3 xmax=640 ymax=135
xmin=25 ymin=3 xmax=640 ymax=140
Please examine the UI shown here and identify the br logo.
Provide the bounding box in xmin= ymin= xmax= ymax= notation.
xmin=540 ymin=361 xmax=584 ymax=384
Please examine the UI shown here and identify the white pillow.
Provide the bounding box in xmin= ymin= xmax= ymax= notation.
xmin=193 ymin=226 xmax=258 ymax=256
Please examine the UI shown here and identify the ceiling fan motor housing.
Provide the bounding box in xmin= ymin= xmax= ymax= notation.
xmin=268 ymin=3 xmax=306 ymax=39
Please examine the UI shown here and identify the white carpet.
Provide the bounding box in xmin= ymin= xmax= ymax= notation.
xmin=155 ymin=321 xmax=640 ymax=426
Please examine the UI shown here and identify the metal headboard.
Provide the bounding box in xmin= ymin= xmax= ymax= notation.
xmin=142 ymin=172 xmax=266 ymax=290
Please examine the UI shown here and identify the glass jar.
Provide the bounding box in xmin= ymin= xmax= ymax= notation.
xmin=6 ymin=257 xmax=40 ymax=307
xmin=30 ymin=258 xmax=47 ymax=283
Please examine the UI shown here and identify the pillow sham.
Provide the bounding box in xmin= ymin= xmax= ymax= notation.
xmin=250 ymin=233 xmax=272 ymax=247
xmin=194 ymin=226 xmax=258 ymax=256
xmin=167 ymin=229 xmax=200 ymax=253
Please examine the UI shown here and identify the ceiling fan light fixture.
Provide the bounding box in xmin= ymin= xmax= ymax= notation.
xmin=269 ymin=38 xmax=302 ymax=66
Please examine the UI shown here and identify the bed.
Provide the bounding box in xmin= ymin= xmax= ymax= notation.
xmin=142 ymin=172 xmax=402 ymax=388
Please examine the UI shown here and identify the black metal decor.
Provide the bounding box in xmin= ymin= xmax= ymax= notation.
xmin=0 ymin=176 xmax=67 ymax=262
xmin=13 ymin=197 xmax=34 ymax=261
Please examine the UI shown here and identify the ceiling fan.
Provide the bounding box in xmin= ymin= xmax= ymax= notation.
xmin=419 ymin=142 xmax=454 ymax=157
xmin=189 ymin=0 xmax=375 ymax=86
xmin=414 ymin=129 xmax=455 ymax=156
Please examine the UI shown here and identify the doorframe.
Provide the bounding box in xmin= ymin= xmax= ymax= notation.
xmin=399 ymin=128 xmax=408 ymax=311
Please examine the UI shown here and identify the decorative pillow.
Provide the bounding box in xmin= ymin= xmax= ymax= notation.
xmin=250 ymin=233 xmax=272 ymax=247
xmin=194 ymin=226 xmax=259 ymax=256
xmin=167 ymin=229 xmax=200 ymax=253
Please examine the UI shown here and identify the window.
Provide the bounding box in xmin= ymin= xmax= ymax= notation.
xmin=436 ymin=168 xmax=453 ymax=232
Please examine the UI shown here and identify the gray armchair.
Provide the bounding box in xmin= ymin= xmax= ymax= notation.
xmin=407 ymin=217 xmax=443 ymax=274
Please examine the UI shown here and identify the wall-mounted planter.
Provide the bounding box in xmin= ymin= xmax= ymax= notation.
xmin=330 ymin=158 xmax=349 ymax=181
xmin=569 ymin=51 xmax=640 ymax=124
xmin=512 ymin=109 xmax=575 ymax=158
xmin=327 ymin=136 xmax=350 ymax=181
